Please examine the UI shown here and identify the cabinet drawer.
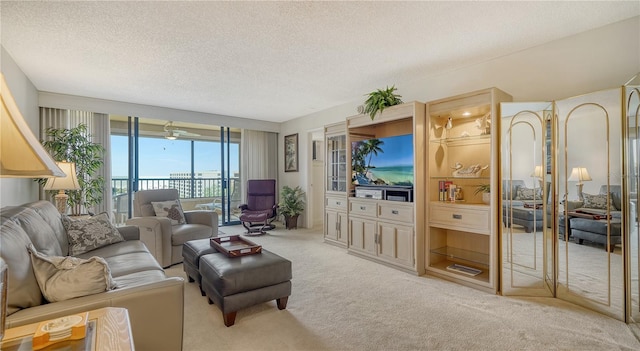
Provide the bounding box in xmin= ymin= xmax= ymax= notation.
xmin=429 ymin=204 xmax=490 ymax=234
xmin=326 ymin=196 xmax=347 ymax=210
xmin=378 ymin=203 xmax=413 ymax=223
xmin=349 ymin=200 xmax=377 ymax=217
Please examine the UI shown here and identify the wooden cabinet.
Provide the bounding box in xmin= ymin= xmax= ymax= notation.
xmin=348 ymin=198 xmax=415 ymax=271
xmin=425 ymin=88 xmax=512 ymax=293
xmin=324 ymin=122 xmax=348 ymax=247
xmin=324 ymin=197 xmax=348 ymax=246
xmin=343 ymin=101 xmax=425 ymax=275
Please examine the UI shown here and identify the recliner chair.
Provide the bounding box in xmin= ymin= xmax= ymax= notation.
xmin=239 ymin=179 xmax=278 ymax=234
xmin=126 ymin=189 xmax=218 ymax=267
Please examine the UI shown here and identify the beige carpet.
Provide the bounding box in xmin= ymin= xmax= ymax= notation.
xmin=165 ymin=225 xmax=640 ymax=351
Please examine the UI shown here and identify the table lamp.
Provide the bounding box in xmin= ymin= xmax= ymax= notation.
xmin=1 ymin=74 xmax=65 ymax=341
xmin=530 ymin=165 xmax=545 ymax=188
xmin=1 ymin=74 xmax=64 ymax=178
xmin=44 ymin=162 xmax=81 ymax=214
xmin=568 ymin=167 xmax=592 ymax=200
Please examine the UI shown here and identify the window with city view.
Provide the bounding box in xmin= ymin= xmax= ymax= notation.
xmin=110 ymin=117 xmax=241 ymax=225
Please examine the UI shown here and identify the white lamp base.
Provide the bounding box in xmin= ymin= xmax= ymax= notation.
xmin=54 ymin=191 xmax=68 ymax=214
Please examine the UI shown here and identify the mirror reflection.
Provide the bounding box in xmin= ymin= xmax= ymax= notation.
xmin=500 ymin=103 xmax=552 ymax=296
xmin=626 ymin=81 xmax=639 ymax=323
xmin=555 ymin=88 xmax=624 ymax=320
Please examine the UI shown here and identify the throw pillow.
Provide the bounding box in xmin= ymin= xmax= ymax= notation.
xmin=62 ymin=213 xmax=125 ymax=256
xmin=151 ymin=200 xmax=186 ymax=225
xmin=582 ymin=192 xmax=616 ymax=211
xmin=515 ymin=187 xmax=541 ymax=201
xmin=27 ymin=244 xmax=117 ymax=302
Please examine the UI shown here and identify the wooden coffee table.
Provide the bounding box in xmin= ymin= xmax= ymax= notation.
xmin=0 ymin=307 xmax=134 ymax=351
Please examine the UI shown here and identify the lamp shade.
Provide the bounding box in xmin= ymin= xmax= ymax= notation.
xmin=568 ymin=167 xmax=592 ymax=183
xmin=531 ymin=165 xmax=545 ymax=178
xmin=1 ymin=73 xmax=64 ymax=178
xmin=44 ymin=162 xmax=81 ymax=191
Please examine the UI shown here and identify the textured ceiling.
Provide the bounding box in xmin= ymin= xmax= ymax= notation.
xmin=2 ymin=1 xmax=639 ymax=123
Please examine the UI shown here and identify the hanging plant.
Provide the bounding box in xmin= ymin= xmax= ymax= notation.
xmin=363 ymin=85 xmax=403 ymax=120
xmin=36 ymin=124 xmax=105 ymax=215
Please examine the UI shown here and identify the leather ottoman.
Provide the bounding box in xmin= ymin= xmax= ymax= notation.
xmin=182 ymin=238 xmax=219 ymax=295
xmin=199 ymin=250 xmax=292 ymax=326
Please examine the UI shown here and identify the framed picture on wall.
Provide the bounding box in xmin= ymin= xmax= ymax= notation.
xmin=284 ymin=133 xmax=298 ymax=172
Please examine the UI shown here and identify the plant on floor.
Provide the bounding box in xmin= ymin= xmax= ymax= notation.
xmin=279 ymin=185 xmax=306 ymax=229
xmin=36 ymin=124 xmax=105 ymax=215
xmin=363 ymin=85 xmax=403 ymax=120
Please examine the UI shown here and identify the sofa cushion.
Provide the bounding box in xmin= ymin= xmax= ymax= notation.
xmin=28 ymin=244 xmax=117 ymax=303
xmin=515 ymin=187 xmax=541 ymax=201
xmin=62 ymin=213 xmax=125 ymax=256
xmin=0 ymin=220 xmax=43 ymax=315
xmin=151 ymin=200 xmax=186 ymax=225
xmin=582 ymin=192 xmax=616 ymax=211
xmin=1 ymin=205 xmax=63 ymax=257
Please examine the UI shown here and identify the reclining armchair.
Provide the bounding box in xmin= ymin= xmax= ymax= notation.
xmin=126 ymin=189 xmax=218 ymax=267
xmin=239 ymin=179 xmax=278 ymax=234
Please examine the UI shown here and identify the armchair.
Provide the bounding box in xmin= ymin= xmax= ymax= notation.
xmin=126 ymin=189 xmax=218 ymax=268
xmin=239 ymin=179 xmax=278 ymax=234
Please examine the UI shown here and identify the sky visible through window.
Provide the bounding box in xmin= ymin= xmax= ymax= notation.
xmin=111 ymin=135 xmax=239 ymax=178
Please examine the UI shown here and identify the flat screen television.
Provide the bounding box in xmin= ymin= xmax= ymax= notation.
xmin=352 ymin=133 xmax=413 ymax=187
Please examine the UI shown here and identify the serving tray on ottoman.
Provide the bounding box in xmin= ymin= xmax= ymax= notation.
xmin=210 ymin=235 xmax=262 ymax=257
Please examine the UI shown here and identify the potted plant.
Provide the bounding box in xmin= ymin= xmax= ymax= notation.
xmin=363 ymin=85 xmax=403 ymax=120
xmin=474 ymin=184 xmax=491 ymax=204
xmin=279 ymin=185 xmax=305 ymax=229
xmin=36 ymin=124 xmax=105 ymax=215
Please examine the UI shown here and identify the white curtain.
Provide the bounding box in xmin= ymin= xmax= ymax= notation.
xmin=240 ymin=129 xmax=278 ymax=199
xmin=40 ymin=108 xmax=112 ymax=216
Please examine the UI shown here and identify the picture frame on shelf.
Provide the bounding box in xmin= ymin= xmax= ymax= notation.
xmin=284 ymin=133 xmax=298 ymax=172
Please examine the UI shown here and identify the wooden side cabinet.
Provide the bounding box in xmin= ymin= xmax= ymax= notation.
xmin=348 ymin=198 xmax=415 ymax=272
xmin=324 ymin=122 xmax=348 ymax=248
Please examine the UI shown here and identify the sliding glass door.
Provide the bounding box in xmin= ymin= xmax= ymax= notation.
xmin=110 ymin=116 xmax=241 ymax=226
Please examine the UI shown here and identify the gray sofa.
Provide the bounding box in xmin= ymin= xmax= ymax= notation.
xmin=567 ymin=185 xmax=622 ymax=251
xmin=502 ymin=180 xmax=547 ymax=233
xmin=1 ymin=201 xmax=185 ymax=350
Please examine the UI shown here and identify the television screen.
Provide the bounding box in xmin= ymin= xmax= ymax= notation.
xmin=352 ymin=133 xmax=413 ymax=186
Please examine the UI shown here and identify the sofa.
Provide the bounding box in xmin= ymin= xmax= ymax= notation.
xmin=502 ymin=180 xmax=547 ymax=233
xmin=1 ymin=200 xmax=185 ymax=350
xmin=566 ymin=185 xmax=623 ymax=251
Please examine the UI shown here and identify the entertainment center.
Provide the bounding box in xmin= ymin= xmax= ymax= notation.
xmin=324 ymin=101 xmax=426 ymax=274
xmin=323 ymin=88 xmax=511 ymax=291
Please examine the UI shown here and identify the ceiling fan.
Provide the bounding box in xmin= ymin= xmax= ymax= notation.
xmin=163 ymin=121 xmax=201 ymax=140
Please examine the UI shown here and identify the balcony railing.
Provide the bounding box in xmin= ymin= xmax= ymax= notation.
xmin=112 ymin=177 xmax=239 ymax=199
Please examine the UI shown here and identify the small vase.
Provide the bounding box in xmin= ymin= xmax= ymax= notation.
xmin=482 ymin=192 xmax=491 ymax=204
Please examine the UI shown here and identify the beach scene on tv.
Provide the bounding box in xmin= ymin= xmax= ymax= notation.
xmin=351 ymin=134 xmax=414 ymax=186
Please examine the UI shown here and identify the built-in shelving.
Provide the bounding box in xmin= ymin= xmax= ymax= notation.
xmin=425 ymin=88 xmax=512 ymax=293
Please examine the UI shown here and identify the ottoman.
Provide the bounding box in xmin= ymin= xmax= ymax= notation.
xmin=182 ymin=238 xmax=219 ymax=295
xmin=239 ymin=210 xmax=272 ymax=235
xmin=199 ymin=250 xmax=292 ymax=326
xmin=570 ymin=218 xmax=622 ymax=252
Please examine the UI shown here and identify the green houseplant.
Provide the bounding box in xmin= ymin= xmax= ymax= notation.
xmin=279 ymin=185 xmax=306 ymax=230
xmin=37 ymin=124 xmax=105 ymax=215
xmin=363 ymin=85 xmax=403 ymax=120
xmin=474 ymin=184 xmax=491 ymax=204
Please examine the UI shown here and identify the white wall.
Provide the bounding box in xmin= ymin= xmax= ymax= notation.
xmin=0 ymin=47 xmax=42 ymax=207
xmin=279 ymin=16 xmax=640 ymax=228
